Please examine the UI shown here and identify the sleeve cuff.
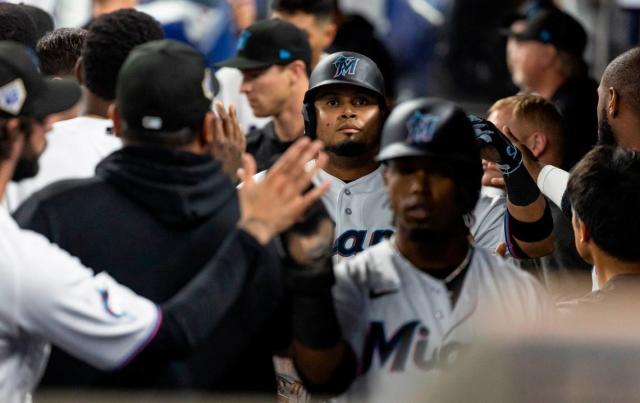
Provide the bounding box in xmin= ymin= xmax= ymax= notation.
xmin=537 ymin=165 xmax=569 ymax=209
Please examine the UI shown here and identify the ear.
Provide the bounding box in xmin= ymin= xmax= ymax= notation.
xmin=608 ymin=87 xmax=619 ymax=118
xmin=288 ymin=60 xmax=306 ymax=84
xmin=573 ymin=212 xmax=591 ymax=244
xmin=74 ymin=57 xmax=85 ymax=84
xmin=199 ymin=111 xmax=215 ymax=147
xmin=527 ymin=131 xmax=548 ymax=158
xmin=108 ymin=104 xmax=123 ymax=139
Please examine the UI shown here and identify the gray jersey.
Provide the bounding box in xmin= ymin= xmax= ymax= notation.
xmin=332 ymin=239 xmax=554 ymax=402
xmin=470 ymin=186 xmax=507 ymax=251
xmin=312 ymin=166 xmax=394 ymax=260
xmin=0 ymin=208 xmax=159 ymax=403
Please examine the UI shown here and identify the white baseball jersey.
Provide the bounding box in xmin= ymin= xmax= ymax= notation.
xmin=0 ymin=207 xmax=160 ymax=403
xmin=470 ymin=186 xmax=507 ymax=251
xmin=4 ymin=116 xmax=121 ymax=211
xmin=332 ymin=239 xmax=555 ymax=402
xmin=312 ymin=166 xmax=394 ymax=260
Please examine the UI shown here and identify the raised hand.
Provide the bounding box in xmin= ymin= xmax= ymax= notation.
xmin=237 ymin=137 xmax=330 ymax=245
xmin=468 ymin=114 xmax=523 ymax=175
xmin=211 ymin=101 xmax=246 ymax=182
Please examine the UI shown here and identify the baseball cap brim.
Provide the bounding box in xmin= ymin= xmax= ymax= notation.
xmin=215 ymin=56 xmax=272 ymax=70
xmin=376 ymin=143 xmax=433 ymax=162
xmin=31 ymin=78 xmax=81 ymax=119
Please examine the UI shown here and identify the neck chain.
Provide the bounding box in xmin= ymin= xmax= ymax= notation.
xmin=392 ymin=236 xmax=473 ymax=284
xmin=443 ymin=248 xmax=473 ymax=285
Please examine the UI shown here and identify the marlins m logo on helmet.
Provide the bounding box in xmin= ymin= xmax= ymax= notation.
xmin=406 ymin=111 xmax=440 ymax=145
xmin=333 ymin=55 xmax=360 ymax=78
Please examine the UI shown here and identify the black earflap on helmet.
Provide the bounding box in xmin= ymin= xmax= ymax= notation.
xmin=302 ymin=51 xmax=387 ymax=138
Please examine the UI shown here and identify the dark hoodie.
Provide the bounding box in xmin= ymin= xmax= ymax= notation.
xmin=14 ymin=145 xmax=290 ymax=392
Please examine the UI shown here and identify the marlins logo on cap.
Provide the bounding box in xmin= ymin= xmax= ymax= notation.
xmin=333 ymin=55 xmax=360 ymax=78
xmin=406 ymin=111 xmax=440 ymax=145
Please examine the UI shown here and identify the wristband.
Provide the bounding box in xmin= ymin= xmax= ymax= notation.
xmin=537 ymin=165 xmax=569 ymax=209
xmin=292 ymin=292 xmax=342 ymax=349
xmin=505 ymin=202 xmax=553 ymax=243
xmin=504 ymin=164 xmax=541 ymax=206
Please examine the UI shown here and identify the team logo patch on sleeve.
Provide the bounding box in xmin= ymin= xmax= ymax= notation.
xmin=406 ymin=111 xmax=440 ymax=145
xmin=0 ymin=78 xmax=27 ymax=116
xmin=333 ymin=55 xmax=360 ymax=78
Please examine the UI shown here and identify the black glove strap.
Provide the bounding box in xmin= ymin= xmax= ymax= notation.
xmin=504 ymin=164 xmax=541 ymax=206
xmin=506 ymin=202 xmax=553 ymax=243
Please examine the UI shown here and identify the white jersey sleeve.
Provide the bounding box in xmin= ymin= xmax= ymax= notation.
xmin=1 ymin=211 xmax=160 ymax=371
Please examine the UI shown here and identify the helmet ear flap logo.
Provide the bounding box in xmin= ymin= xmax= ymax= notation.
xmin=333 ymin=55 xmax=360 ymax=78
xmin=406 ymin=111 xmax=440 ymax=145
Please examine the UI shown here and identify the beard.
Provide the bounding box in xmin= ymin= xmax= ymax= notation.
xmin=11 ymin=132 xmax=42 ymax=182
xmin=325 ymin=140 xmax=376 ymax=157
xmin=597 ymin=112 xmax=616 ymax=146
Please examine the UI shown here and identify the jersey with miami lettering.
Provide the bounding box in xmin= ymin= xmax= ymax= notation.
xmin=332 ymin=239 xmax=554 ymax=402
xmin=312 ymin=166 xmax=394 ymax=260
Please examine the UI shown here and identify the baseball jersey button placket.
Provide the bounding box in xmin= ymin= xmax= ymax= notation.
xmin=344 ymin=189 xmax=351 ymax=196
xmin=345 ymin=208 xmax=352 ymax=215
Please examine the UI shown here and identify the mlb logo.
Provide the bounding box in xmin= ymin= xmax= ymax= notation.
xmin=333 ymin=55 xmax=360 ymax=78
xmin=406 ymin=111 xmax=440 ymax=145
xmin=0 ymin=78 xmax=27 ymax=116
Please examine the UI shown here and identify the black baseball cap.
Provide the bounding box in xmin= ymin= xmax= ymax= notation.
xmin=502 ymin=8 xmax=587 ymax=56
xmin=0 ymin=41 xmax=80 ymax=119
xmin=216 ymin=19 xmax=311 ymax=70
xmin=377 ymin=98 xmax=479 ymax=165
xmin=116 ymin=39 xmax=219 ymax=133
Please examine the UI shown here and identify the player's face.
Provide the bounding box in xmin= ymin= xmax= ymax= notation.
xmin=240 ymin=65 xmax=292 ymax=117
xmin=272 ymin=11 xmax=335 ymax=68
xmin=313 ymin=85 xmax=382 ymax=158
xmin=384 ymin=157 xmax=462 ymax=241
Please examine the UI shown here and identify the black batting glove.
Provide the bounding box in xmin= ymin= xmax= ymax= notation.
xmin=468 ymin=114 xmax=524 ymax=176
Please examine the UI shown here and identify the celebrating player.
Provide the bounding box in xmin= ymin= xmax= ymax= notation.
xmin=287 ymin=98 xmax=555 ymax=401
xmin=304 ymin=51 xmax=554 ymax=259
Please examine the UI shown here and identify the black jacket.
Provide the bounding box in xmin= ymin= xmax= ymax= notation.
xmin=552 ymin=76 xmax=599 ymax=170
xmin=15 ymin=145 xmax=290 ymax=392
xmin=246 ymin=122 xmax=296 ymax=172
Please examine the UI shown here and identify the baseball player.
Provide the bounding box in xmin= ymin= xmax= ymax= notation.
xmin=302 ymin=51 xmax=554 ymax=260
xmin=285 ymin=98 xmax=555 ymax=402
xmin=0 ymin=41 xmax=327 ymax=403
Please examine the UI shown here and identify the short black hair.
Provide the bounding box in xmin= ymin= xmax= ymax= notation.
xmin=271 ymin=0 xmax=337 ymax=20
xmin=37 ymin=28 xmax=88 ymax=77
xmin=567 ymin=146 xmax=640 ymax=261
xmin=82 ymin=9 xmax=164 ymax=100
xmin=0 ymin=3 xmax=38 ymax=49
xmin=21 ymin=4 xmax=54 ymax=41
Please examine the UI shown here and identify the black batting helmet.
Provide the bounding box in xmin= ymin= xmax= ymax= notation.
xmin=302 ymin=51 xmax=387 ymax=138
xmin=377 ymin=98 xmax=483 ymax=213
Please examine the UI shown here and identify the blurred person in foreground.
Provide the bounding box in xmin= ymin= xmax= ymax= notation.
xmin=0 ymin=39 xmax=330 ymax=403
xmin=283 ymin=98 xmax=555 ymax=402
